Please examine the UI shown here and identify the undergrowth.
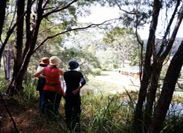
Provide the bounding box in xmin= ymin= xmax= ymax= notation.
xmin=1 ymin=78 xmax=183 ymax=133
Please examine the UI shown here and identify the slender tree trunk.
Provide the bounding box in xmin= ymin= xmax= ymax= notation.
xmin=148 ymin=40 xmax=183 ymax=133
xmin=133 ymin=0 xmax=161 ymax=132
xmin=145 ymin=63 xmax=162 ymax=129
xmin=3 ymin=51 xmax=7 ymax=78
xmin=12 ymin=0 xmax=25 ymax=91
xmin=7 ymin=50 xmax=12 ymax=80
xmin=0 ymin=0 xmax=6 ymax=37
xmin=23 ymin=0 xmax=32 ymax=58
xmin=0 ymin=0 xmax=7 ymax=67
xmin=3 ymin=48 xmax=12 ymax=80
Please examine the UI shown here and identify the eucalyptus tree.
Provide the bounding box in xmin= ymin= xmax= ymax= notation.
xmin=61 ymin=28 xmax=105 ymax=68
xmin=105 ymin=0 xmax=183 ymax=132
xmin=103 ymin=27 xmax=139 ymax=67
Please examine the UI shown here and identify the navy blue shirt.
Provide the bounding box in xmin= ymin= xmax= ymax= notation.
xmin=64 ymin=70 xmax=86 ymax=98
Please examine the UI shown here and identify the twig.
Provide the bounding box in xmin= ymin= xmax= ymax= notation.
xmin=42 ymin=0 xmax=78 ymax=18
xmin=177 ymin=81 xmax=183 ymax=90
xmin=114 ymin=0 xmax=136 ymax=15
xmin=157 ymin=0 xmax=181 ymax=57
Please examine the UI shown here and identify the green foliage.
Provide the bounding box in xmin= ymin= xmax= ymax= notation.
xmin=81 ymin=93 xmax=135 ymax=133
xmin=92 ymin=68 xmax=102 ymax=75
xmin=103 ymin=27 xmax=140 ymax=67
xmin=0 ymin=77 xmax=9 ymax=92
xmin=103 ymin=27 xmax=134 ymax=44
xmin=129 ymin=49 xmax=145 ymax=66
xmin=57 ymin=48 xmax=101 ymax=74
xmin=23 ymin=76 xmax=38 ymax=105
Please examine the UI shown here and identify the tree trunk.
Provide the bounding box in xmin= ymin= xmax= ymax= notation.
xmin=3 ymin=48 xmax=13 ymax=80
xmin=133 ymin=0 xmax=161 ymax=132
xmin=145 ymin=3 xmax=183 ymax=131
xmin=12 ymin=0 xmax=25 ymax=91
xmin=23 ymin=0 xmax=32 ymax=58
xmin=145 ymin=63 xmax=162 ymax=129
xmin=148 ymin=40 xmax=183 ymax=133
xmin=7 ymin=0 xmax=44 ymax=93
xmin=0 ymin=0 xmax=7 ymax=67
xmin=144 ymin=0 xmax=181 ymax=128
xmin=0 ymin=0 xmax=6 ymax=37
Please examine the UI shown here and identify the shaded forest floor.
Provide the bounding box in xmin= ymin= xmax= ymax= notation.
xmin=0 ymin=96 xmax=67 ymax=133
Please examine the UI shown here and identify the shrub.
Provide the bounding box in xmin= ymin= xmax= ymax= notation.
xmin=0 ymin=77 xmax=9 ymax=92
xmin=92 ymin=68 xmax=101 ymax=75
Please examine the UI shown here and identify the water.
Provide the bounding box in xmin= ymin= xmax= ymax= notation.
xmin=167 ymin=103 xmax=183 ymax=116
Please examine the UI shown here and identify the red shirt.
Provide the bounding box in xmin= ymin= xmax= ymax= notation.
xmin=43 ymin=66 xmax=64 ymax=95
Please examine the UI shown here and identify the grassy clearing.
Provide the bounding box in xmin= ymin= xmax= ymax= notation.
xmin=82 ymin=75 xmax=133 ymax=96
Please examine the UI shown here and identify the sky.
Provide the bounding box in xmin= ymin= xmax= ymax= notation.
xmin=78 ymin=4 xmax=183 ymax=40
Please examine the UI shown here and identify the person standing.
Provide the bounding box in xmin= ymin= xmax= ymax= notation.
xmin=64 ymin=60 xmax=86 ymax=131
xmin=34 ymin=56 xmax=65 ymax=116
xmin=36 ymin=57 xmax=49 ymax=112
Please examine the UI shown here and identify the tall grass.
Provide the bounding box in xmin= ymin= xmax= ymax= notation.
xmin=3 ymin=77 xmax=183 ymax=133
xmin=23 ymin=78 xmax=38 ymax=104
xmin=27 ymin=91 xmax=137 ymax=133
xmin=80 ymin=92 xmax=136 ymax=133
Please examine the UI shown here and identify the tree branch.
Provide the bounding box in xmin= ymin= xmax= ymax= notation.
xmin=114 ymin=0 xmax=137 ymax=15
xmin=177 ymin=81 xmax=183 ymax=90
xmin=135 ymin=23 xmax=144 ymax=82
xmin=160 ymin=3 xmax=183 ymax=61
xmin=33 ymin=18 xmax=120 ymax=53
xmin=42 ymin=0 xmax=78 ymax=18
xmin=157 ymin=0 xmax=181 ymax=57
xmin=43 ymin=0 xmax=50 ymax=9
